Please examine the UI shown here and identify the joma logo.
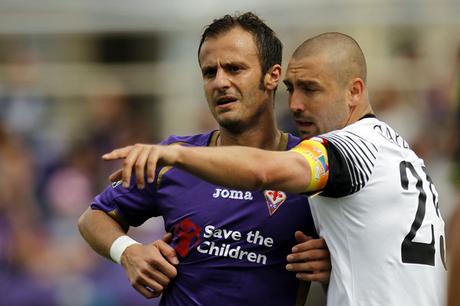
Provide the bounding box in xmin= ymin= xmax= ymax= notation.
xmin=212 ymin=188 xmax=253 ymax=200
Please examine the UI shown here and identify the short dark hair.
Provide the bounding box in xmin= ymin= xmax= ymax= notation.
xmin=198 ymin=12 xmax=282 ymax=77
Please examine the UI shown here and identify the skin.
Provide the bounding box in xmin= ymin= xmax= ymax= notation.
xmin=199 ymin=27 xmax=276 ymax=134
xmin=80 ymin=26 xmax=332 ymax=301
xmin=284 ymin=54 xmax=352 ymax=138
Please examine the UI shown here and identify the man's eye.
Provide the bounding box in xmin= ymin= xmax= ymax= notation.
xmin=229 ymin=66 xmax=240 ymax=73
xmin=302 ymin=86 xmax=318 ymax=93
xmin=203 ymin=69 xmax=216 ymax=77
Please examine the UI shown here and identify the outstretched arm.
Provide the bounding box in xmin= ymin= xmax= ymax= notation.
xmin=103 ymin=143 xmax=311 ymax=193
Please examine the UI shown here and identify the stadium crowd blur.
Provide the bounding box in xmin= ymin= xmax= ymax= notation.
xmin=1 ymin=14 xmax=460 ymax=306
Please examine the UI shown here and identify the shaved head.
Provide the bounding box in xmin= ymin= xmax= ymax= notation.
xmin=292 ymin=32 xmax=367 ymax=86
xmin=285 ymin=32 xmax=372 ymax=137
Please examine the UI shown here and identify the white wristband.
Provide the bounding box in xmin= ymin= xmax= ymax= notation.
xmin=109 ymin=235 xmax=140 ymax=264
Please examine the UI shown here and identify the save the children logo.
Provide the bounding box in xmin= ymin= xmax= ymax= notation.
xmin=196 ymin=225 xmax=274 ymax=265
xmin=264 ymin=190 xmax=287 ymax=216
xmin=172 ymin=220 xmax=276 ymax=265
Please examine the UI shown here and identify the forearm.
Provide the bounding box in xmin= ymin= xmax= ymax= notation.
xmin=77 ymin=208 xmax=127 ymax=260
xmin=170 ymin=145 xmax=310 ymax=193
xmin=104 ymin=143 xmax=311 ymax=193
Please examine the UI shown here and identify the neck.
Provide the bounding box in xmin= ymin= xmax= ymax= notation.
xmin=346 ymin=100 xmax=374 ymax=126
xmin=218 ymin=117 xmax=282 ymax=150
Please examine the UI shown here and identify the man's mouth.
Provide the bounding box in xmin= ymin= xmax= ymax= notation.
xmin=295 ymin=120 xmax=314 ymax=127
xmin=216 ymin=96 xmax=238 ymax=106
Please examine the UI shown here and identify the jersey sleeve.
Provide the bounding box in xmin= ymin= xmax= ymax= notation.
xmin=91 ymin=177 xmax=160 ymax=227
xmin=320 ymin=131 xmax=378 ymax=197
xmin=90 ymin=136 xmax=179 ymax=227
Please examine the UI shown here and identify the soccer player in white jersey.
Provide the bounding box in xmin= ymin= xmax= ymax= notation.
xmin=104 ymin=32 xmax=447 ymax=306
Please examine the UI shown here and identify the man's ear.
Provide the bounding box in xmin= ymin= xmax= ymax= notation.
xmin=348 ymin=78 xmax=365 ymax=107
xmin=264 ymin=64 xmax=282 ymax=90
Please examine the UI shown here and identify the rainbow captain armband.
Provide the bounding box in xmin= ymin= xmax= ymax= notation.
xmin=290 ymin=137 xmax=329 ymax=193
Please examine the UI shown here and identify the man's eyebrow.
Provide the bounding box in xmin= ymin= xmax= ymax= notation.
xmin=200 ymin=64 xmax=216 ymax=73
xmin=297 ymin=79 xmax=321 ymax=87
xmin=222 ymin=61 xmax=248 ymax=68
xmin=201 ymin=64 xmax=214 ymax=70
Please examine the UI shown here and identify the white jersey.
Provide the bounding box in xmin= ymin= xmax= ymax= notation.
xmin=307 ymin=116 xmax=446 ymax=306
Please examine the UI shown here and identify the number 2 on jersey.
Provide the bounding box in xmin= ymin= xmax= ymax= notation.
xmin=399 ymin=161 xmax=446 ymax=269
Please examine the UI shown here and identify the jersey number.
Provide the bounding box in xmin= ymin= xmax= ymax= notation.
xmin=399 ymin=161 xmax=446 ymax=268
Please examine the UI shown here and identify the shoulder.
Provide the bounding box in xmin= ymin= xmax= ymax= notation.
xmin=284 ymin=132 xmax=301 ymax=150
xmin=319 ymin=117 xmax=381 ymax=149
xmin=335 ymin=117 xmax=378 ymax=136
xmin=316 ymin=119 xmax=381 ymax=197
xmin=160 ymin=130 xmax=218 ymax=146
xmin=328 ymin=117 xmax=411 ymax=152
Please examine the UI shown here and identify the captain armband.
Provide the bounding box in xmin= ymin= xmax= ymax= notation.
xmin=290 ymin=138 xmax=330 ymax=193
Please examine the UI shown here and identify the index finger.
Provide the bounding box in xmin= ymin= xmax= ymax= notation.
xmin=292 ymin=237 xmax=328 ymax=253
xmin=287 ymin=248 xmax=330 ymax=263
xmin=295 ymin=230 xmax=313 ymax=243
xmin=102 ymin=145 xmax=134 ymax=161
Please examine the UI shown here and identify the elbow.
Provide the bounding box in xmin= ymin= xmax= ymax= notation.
xmin=77 ymin=208 xmax=90 ymax=236
xmin=247 ymin=152 xmax=303 ymax=193
xmin=246 ymin=152 xmax=283 ymax=191
xmin=77 ymin=212 xmax=85 ymax=235
xmin=250 ymin=166 xmax=272 ymax=191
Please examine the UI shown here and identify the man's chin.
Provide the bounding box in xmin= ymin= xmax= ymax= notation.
xmin=217 ymin=117 xmax=245 ymax=132
xmin=298 ymin=128 xmax=318 ymax=139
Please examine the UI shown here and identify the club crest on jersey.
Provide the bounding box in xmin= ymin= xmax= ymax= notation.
xmin=264 ymin=190 xmax=287 ymax=216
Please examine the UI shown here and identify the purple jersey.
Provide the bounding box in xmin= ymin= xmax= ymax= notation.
xmin=92 ymin=131 xmax=317 ymax=306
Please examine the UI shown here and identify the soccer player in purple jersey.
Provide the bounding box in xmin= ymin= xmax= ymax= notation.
xmin=78 ymin=13 xmax=330 ymax=305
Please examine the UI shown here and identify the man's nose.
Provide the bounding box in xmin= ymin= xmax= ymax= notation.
xmin=289 ymin=92 xmax=306 ymax=113
xmin=214 ymin=68 xmax=231 ymax=90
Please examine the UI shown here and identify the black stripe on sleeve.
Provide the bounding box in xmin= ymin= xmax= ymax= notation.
xmin=326 ymin=135 xmax=362 ymax=192
xmin=328 ymin=134 xmax=371 ymax=188
xmin=321 ymin=131 xmax=378 ymax=197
